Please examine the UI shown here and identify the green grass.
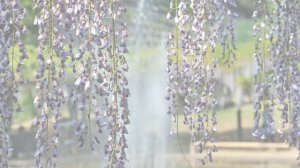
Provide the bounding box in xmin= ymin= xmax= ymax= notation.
xmin=177 ymin=104 xmax=255 ymax=133
xmin=217 ymin=104 xmax=254 ymax=132
xmin=177 ymin=103 xmax=285 ymax=135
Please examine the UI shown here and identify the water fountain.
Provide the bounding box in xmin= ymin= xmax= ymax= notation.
xmin=126 ymin=0 xmax=169 ymax=167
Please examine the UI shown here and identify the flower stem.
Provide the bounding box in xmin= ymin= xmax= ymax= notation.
xmin=87 ymin=0 xmax=93 ymax=150
xmin=109 ymin=0 xmax=118 ymax=167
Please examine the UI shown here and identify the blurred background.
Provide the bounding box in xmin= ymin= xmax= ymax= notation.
xmin=10 ymin=0 xmax=297 ymax=168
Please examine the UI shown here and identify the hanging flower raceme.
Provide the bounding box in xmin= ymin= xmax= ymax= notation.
xmin=252 ymin=0 xmax=276 ymax=140
xmin=33 ymin=0 xmax=73 ymax=167
xmin=69 ymin=0 xmax=129 ymax=167
xmin=100 ymin=0 xmax=130 ymax=167
xmin=68 ymin=0 xmax=108 ymax=150
xmin=166 ymin=0 xmax=236 ymax=165
xmin=0 ymin=0 xmax=27 ymax=167
xmin=104 ymin=2 xmax=130 ymax=167
xmin=252 ymin=0 xmax=300 ymax=161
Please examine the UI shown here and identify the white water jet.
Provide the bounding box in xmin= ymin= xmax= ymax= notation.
xmin=126 ymin=0 xmax=169 ymax=167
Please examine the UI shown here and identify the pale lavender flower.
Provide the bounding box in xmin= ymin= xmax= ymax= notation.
xmin=0 ymin=0 xmax=27 ymax=167
xmin=165 ymin=0 xmax=236 ymax=164
xmin=252 ymin=0 xmax=300 ymax=162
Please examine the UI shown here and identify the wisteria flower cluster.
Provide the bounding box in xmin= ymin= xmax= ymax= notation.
xmin=0 ymin=0 xmax=27 ymax=167
xmin=33 ymin=0 xmax=74 ymax=167
xmin=0 ymin=0 xmax=130 ymax=167
xmin=32 ymin=0 xmax=129 ymax=168
xmin=68 ymin=0 xmax=130 ymax=167
xmin=252 ymin=0 xmax=300 ymax=161
xmin=166 ymin=0 xmax=236 ymax=164
xmin=3 ymin=0 xmax=300 ymax=167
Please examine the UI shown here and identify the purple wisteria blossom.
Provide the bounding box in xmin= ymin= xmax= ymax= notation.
xmin=166 ymin=0 xmax=236 ymax=164
xmin=252 ymin=0 xmax=300 ymax=164
xmin=0 ymin=0 xmax=27 ymax=167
